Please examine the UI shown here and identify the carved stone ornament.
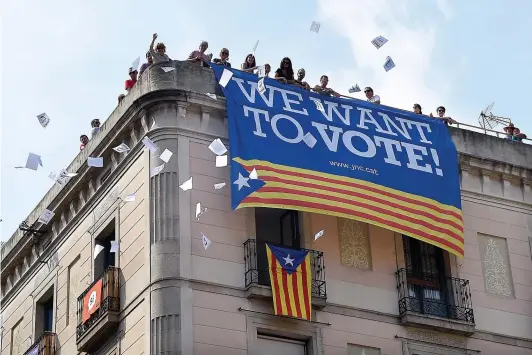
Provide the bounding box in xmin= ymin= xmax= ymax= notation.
xmin=405 ymin=327 xmax=466 ymax=348
xmin=483 ymin=237 xmax=512 ymax=297
xmin=339 ymin=218 xmax=371 ymax=270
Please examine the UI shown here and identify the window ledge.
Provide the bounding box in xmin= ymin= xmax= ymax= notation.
xmin=400 ymin=311 xmax=476 ymax=336
xmin=76 ymin=311 xmax=119 ymax=352
xmin=245 ymin=284 xmax=327 ymax=310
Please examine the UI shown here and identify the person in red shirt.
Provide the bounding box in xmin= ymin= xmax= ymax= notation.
xmin=80 ymin=135 xmax=89 ymax=150
xmin=125 ymin=68 xmax=138 ymax=91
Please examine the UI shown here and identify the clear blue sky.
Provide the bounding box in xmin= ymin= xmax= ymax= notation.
xmin=1 ymin=0 xmax=531 ymax=241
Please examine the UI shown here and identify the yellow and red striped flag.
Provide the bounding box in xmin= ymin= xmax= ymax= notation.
xmin=266 ymin=243 xmax=312 ymax=321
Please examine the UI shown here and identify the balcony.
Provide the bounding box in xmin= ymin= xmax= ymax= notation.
xmin=76 ymin=266 xmax=120 ymax=352
xmin=396 ymin=268 xmax=475 ymax=336
xmin=243 ymin=239 xmax=327 ymax=309
xmin=23 ymin=332 xmax=56 ymax=355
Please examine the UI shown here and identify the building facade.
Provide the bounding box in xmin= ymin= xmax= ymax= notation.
xmin=1 ymin=61 xmax=531 ymax=355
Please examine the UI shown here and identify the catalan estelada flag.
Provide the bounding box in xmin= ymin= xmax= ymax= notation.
xmin=266 ymin=243 xmax=312 ymax=321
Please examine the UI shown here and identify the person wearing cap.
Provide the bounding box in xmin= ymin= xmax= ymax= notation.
xmin=364 ymin=87 xmax=380 ymax=104
xmin=80 ymin=135 xmax=89 ymax=151
xmin=91 ymin=119 xmax=101 ymax=137
xmin=429 ymin=106 xmax=455 ymax=125
xmin=125 ymin=68 xmax=138 ymax=91
xmin=139 ymin=51 xmax=154 ymax=76
xmin=149 ymin=33 xmax=171 ymax=64
xmin=503 ymin=123 xmax=517 ymax=140
xmin=188 ymin=41 xmax=211 ymax=68
xmin=213 ymin=48 xmax=231 ymax=68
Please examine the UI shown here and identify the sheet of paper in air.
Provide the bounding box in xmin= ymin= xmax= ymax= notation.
xmin=219 ymin=69 xmax=234 ymax=88
xmin=159 ymin=149 xmax=173 ymax=163
xmin=110 ymin=241 xmax=119 ymax=253
xmin=315 ymin=100 xmax=325 ymax=113
xmin=303 ymin=133 xmax=317 ymax=148
xmin=314 ymin=229 xmax=324 ymax=241
xmin=208 ymin=138 xmax=227 ymax=156
xmin=161 ymin=67 xmax=175 ymax=73
xmin=249 ymin=168 xmax=258 ymax=180
xmin=195 ymin=202 xmax=208 ymax=221
xmin=38 ymin=209 xmax=55 ymax=225
xmin=201 ymin=233 xmax=212 ymax=250
xmin=130 ymin=56 xmax=140 ymax=72
xmin=255 ymin=65 xmax=266 ymax=78
xmin=142 ymin=136 xmax=158 ymax=152
xmin=94 ymin=244 xmax=105 ymax=259
xmin=348 ymin=84 xmax=361 ymax=93
xmin=87 ymin=157 xmax=104 ymax=168
xmin=151 ymin=163 xmax=165 ymax=177
xmin=18 ymin=153 xmax=43 ymax=171
xmin=55 ymin=169 xmax=70 ymax=185
xmin=253 ymin=40 xmax=259 ymax=53
xmin=310 ymin=21 xmax=321 ymax=33
xmin=371 ymin=35 xmax=388 ymax=49
xmin=179 ymin=177 xmax=193 ymax=191
xmin=214 ymin=182 xmax=226 ymax=189
xmin=122 ymin=193 xmax=136 ymax=202
xmin=36 ymin=113 xmax=50 ymax=128
xmin=113 ymin=143 xmax=130 ymax=153
xmin=205 ymin=93 xmax=217 ymax=100
xmin=383 ymin=56 xmax=396 ymax=72
xmin=257 ymin=78 xmax=266 ymax=95
xmin=215 ymin=155 xmax=228 ymax=167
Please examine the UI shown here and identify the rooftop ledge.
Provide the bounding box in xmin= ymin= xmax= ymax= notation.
xmin=2 ymin=60 xmax=532 ymax=261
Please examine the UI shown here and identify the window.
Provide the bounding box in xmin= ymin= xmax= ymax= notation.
xmin=403 ymin=235 xmax=449 ymax=318
xmin=256 ymin=335 xmax=306 ymax=355
xmin=255 ymin=208 xmax=301 ymax=285
xmin=94 ymin=222 xmax=116 ymax=278
xmin=35 ymin=287 xmax=54 ymax=336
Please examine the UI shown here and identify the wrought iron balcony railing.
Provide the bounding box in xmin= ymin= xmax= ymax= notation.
xmin=244 ymin=238 xmax=326 ymax=298
xmin=76 ymin=266 xmax=120 ymax=340
xmin=23 ymin=331 xmax=56 ymax=355
xmin=396 ymin=268 xmax=474 ymax=324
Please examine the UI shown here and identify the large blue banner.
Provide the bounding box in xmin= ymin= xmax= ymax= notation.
xmin=211 ymin=64 xmax=464 ymax=257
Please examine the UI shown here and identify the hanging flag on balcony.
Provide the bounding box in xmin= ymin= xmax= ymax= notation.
xmin=82 ymin=279 xmax=103 ymax=323
xmin=210 ymin=64 xmax=464 ymax=258
xmin=266 ymin=243 xmax=312 ymax=321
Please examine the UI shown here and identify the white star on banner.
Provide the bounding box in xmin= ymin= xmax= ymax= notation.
xmin=283 ymin=254 xmax=294 ymax=266
xmin=233 ymin=172 xmax=250 ymax=190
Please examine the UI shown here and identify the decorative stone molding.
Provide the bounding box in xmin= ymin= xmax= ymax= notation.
xmin=404 ymin=327 xmax=466 ymax=348
xmin=200 ymin=108 xmax=211 ymax=131
xmin=479 ymin=235 xmax=514 ymax=297
xmin=338 ymin=218 xmax=371 ymax=270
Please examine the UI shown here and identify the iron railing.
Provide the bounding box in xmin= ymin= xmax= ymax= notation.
xmin=244 ymin=238 xmax=326 ymax=297
xmin=396 ymin=268 xmax=474 ymax=324
xmin=23 ymin=332 xmax=56 ymax=355
xmin=76 ymin=266 xmax=120 ymax=340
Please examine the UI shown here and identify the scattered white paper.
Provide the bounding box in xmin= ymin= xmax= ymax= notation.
xmin=151 ymin=163 xmax=165 ymax=177
xmin=65 ymin=172 xmax=77 ymax=177
xmin=161 ymin=67 xmax=175 ymax=73
xmin=179 ymin=177 xmax=193 ymax=191
xmin=214 ymin=182 xmax=226 ymax=189
xmin=55 ymin=169 xmax=70 ymax=185
xmin=310 ymin=21 xmax=321 ymax=33
xmin=348 ymin=84 xmax=361 ymax=93
xmin=142 ymin=136 xmax=158 ymax=152
xmin=314 ymin=229 xmax=324 ymax=241
xmin=255 ymin=65 xmax=266 ymax=78
xmin=20 ymin=153 xmax=43 ymax=171
xmin=94 ymin=244 xmax=105 ymax=258
xmin=249 ymin=168 xmax=258 ymax=180
xmin=215 ymin=155 xmax=228 ymax=167
xmin=384 ymin=56 xmax=396 ymax=72
xmin=113 ymin=143 xmax=130 ymax=153
xmin=201 ymin=233 xmax=212 ymax=250
xmin=233 ymin=172 xmax=250 ymax=190
xmin=36 ymin=113 xmax=50 ymax=128
xmin=219 ymin=69 xmax=234 ymax=88
xmin=252 ymin=40 xmax=259 ymax=53
xmin=121 ymin=193 xmax=136 ymax=202
xmin=208 ymin=138 xmax=228 ymax=156
xmin=257 ymin=78 xmax=266 ymax=95
xmin=371 ymin=35 xmax=388 ymax=49
xmin=130 ymin=56 xmax=140 ymax=72
xmin=159 ymin=149 xmax=173 ymax=163
xmin=110 ymin=241 xmax=119 ymax=253
xmin=205 ymin=93 xmax=217 ymax=100
xmin=303 ymin=133 xmax=318 ymax=148
xmin=87 ymin=157 xmax=104 ymax=168
xmin=315 ymin=100 xmax=325 ymax=113
xmin=195 ymin=202 xmax=208 ymax=221
xmin=38 ymin=209 xmax=55 ymax=225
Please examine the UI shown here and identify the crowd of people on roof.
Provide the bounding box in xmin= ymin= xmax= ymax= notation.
xmin=78 ymin=33 xmax=527 ymax=151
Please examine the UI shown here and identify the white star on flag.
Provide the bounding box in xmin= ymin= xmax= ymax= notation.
xmin=283 ymin=254 xmax=294 ymax=266
xmin=233 ymin=173 xmax=250 ymax=190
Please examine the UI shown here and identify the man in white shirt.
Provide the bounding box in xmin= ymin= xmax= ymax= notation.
xmin=364 ymin=87 xmax=381 ymax=104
